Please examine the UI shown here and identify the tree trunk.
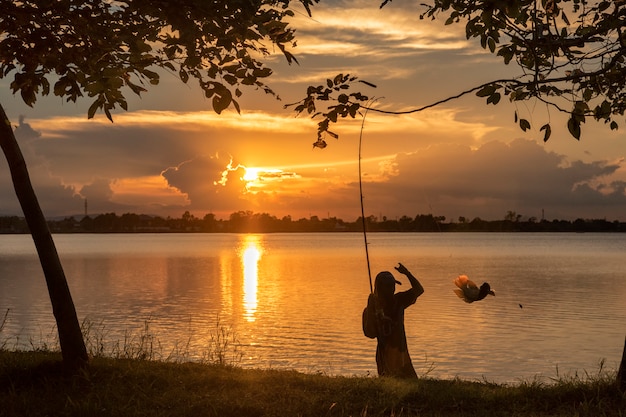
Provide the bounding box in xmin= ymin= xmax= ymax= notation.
xmin=618 ymin=335 xmax=626 ymax=392
xmin=0 ymin=103 xmax=88 ymax=369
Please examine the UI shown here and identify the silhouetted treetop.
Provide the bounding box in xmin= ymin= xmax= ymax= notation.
xmin=1 ymin=0 xmax=319 ymax=119
xmin=289 ymin=0 xmax=626 ymax=146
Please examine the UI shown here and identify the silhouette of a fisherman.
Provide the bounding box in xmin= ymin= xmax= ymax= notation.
xmin=362 ymin=263 xmax=424 ymax=378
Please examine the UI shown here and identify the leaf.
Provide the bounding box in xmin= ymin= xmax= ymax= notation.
xmin=232 ymin=98 xmax=241 ymax=114
xmin=487 ymin=92 xmax=501 ymax=105
xmin=87 ymin=98 xmax=102 ymax=119
xmin=212 ymin=89 xmax=232 ymax=114
xmin=519 ymin=118 xmax=531 ymax=131
xmin=610 ymin=121 xmax=618 ymax=130
xmin=476 ymin=85 xmax=496 ymax=97
xmin=595 ymin=100 xmax=611 ymax=119
xmin=349 ymin=103 xmax=360 ymax=117
xmin=283 ymin=50 xmax=298 ymax=65
xmin=53 ymin=79 xmax=68 ymax=96
xmin=313 ymin=139 xmax=327 ymax=149
xmin=567 ymin=117 xmax=581 ymax=140
xmin=142 ymin=69 xmax=160 ymax=84
xmin=223 ymin=74 xmax=237 ymax=85
xmin=497 ymin=46 xmax=514 ymax=64
xmin=126 ymin=80 xmax=146 ymax=96
xmin=134 ymin=39 xmax=152 ymax=53
xmin=540 ymin=124 xmax=552 ymax=142
xmin=253 ymin=67 xmax=272 ymax=78
xmin=351 ymin=92 xmax=369 ymax=101
xmin=180 ymin=69 xmax=189 ymax=83
xmin=20 ymin=87 xmax=36 ymax=107
xmin=41 ymin=78 xmax=50 ymax=96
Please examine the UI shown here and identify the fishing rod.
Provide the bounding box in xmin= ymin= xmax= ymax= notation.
xmin=359 ymin=99 xmax=378 ymax=294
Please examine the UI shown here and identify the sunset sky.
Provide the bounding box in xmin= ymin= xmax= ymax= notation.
xmin=1 ymin=0 xmax=625 ymax=222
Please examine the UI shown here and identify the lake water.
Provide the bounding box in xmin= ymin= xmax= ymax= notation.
xmin=1 ymin=232 xmax=625 ymax=383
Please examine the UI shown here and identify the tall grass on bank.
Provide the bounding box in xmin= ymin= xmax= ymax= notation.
xmin=0 ymin=309 xmax=8 ymax=350
xmin=1 ymin=311 xmax=243 ymax=367
xmin=1 ymin=310 xmax=625 ymax=416
xmin=0 ymin=351 xmax=624 ymax=417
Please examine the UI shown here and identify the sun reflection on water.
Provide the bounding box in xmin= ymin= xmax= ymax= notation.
xmin=241 ymin=235 xmax=262 ymax=322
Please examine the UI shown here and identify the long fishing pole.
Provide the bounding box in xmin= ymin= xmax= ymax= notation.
xmin=359 ymin=99 xmax=377 ymax=294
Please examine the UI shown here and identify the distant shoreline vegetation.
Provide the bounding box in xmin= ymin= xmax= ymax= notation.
xmin=1 ymin=210 xmax=625 ymax=234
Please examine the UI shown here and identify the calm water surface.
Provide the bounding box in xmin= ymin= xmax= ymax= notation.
xmin=1 ymin=232 xmax=625 ymax=383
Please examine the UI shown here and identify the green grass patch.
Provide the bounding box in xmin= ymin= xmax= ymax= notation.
xmin=1 ymin=350 xmax=624 ymax=417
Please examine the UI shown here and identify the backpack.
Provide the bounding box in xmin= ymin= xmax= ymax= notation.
xmin=362 ymin=302 xmax=378 ymax=339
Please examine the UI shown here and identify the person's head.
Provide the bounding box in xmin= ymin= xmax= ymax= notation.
xmin=374 ymin=271 xmax=401 ymax=300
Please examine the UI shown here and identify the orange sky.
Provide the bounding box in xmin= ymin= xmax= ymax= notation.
xmin=1 ymin=0 xmax=625 ymax=222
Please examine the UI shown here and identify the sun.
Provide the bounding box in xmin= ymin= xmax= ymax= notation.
xmin=241 ymin=166 xmax=288 ymax=192
xmin=243 ymin=167 xmax=260 ymax=182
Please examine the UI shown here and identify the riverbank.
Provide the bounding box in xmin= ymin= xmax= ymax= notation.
xmin=1 ymin=351 xmax=624 ymax=417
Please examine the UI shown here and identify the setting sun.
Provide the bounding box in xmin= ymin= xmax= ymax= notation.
xmin=243 ymin=167 xmax=260 ymax=182
xmin=241 ymin=167 xmax=288 ymax=186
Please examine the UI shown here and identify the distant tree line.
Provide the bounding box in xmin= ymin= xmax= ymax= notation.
xmin=1 ymin=210 xmax=625 ymax=234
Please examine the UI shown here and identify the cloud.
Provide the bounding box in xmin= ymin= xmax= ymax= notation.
xmin=161 ymin=154 xmax=253 ymax=216
xmin=354 ymin=138 xmax=626 ymax=221
xmin=14 ymin=115 xmax=42 ymax=141
xmin=78 ymin=178 xmax=137 ymax=215
xmin=80 ymin=178 xmax=114 ymax=201
xmin=0 ymin=118 xmax=85 ymax=217
xmin=290 ymin=0 xmax=473 ymax=58
xmin=3 ymin=112 xmax=623 ymax=222
xmin=13 ymin=109 xmax=318 ymax=183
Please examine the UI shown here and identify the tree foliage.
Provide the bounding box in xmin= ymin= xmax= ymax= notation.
xmin=289 ymin=0 xmax=626 ymax=148
xmin=1 ymin=0 xmax=318 ymax=119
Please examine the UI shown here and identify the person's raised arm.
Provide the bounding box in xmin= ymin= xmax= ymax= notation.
xmin=394 ymin=262 xmax=424 ymax=297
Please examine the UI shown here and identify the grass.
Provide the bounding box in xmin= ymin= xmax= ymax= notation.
xmin=1 ymin=312 xmax=625 ymax=416
xmin=0 ymin=350 xmax=625 ymax=417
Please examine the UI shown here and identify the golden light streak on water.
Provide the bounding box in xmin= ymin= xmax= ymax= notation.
xmin=241 ymin=235 xmax=262 ymax=322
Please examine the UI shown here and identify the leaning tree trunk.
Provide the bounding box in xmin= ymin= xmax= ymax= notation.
xmin=0 ymin=103 xmax=88 ymax=369
xmin=618 ymin=336 xmax=626 ymax=392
